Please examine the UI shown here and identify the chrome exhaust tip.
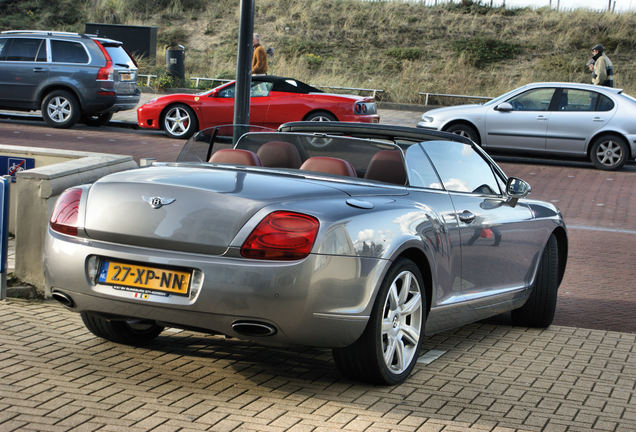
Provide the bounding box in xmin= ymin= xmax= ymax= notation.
xmin=51 ymin=290 xmax=74 ymax=308
xmin=232 ymin=320 xmax=277 ymax=337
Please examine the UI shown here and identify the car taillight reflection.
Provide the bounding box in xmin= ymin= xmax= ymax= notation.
xmin=241 ymin=211 xmax=319 ymax=260
xmin=50 ymin=188 xmax=83 ymax=236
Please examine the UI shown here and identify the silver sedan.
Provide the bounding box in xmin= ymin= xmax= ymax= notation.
xmin=44 ymin=123 xmax=567 ymax=385
xmin=417 ymin=82 xmax=636 ymax=170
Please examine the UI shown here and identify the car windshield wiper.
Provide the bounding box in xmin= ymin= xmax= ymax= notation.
xmin=115 ymin=63 xmax=131 ymax=68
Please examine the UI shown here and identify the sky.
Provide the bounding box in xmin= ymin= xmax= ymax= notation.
xmin=485 ymin=0 xmax=635 ymax=12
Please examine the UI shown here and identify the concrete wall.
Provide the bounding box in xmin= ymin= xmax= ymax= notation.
xmin=5 ymin=145 xmax=138 ymax=294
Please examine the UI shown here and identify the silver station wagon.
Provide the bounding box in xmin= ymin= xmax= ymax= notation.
xmin=44 ymin=123 xmax=568 ymax=385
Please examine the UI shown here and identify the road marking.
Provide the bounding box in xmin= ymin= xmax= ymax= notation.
xmin=417 ymin=349 xmax=446 ymax=365
xmin=568 ymin=225 xmax=636 ymax=235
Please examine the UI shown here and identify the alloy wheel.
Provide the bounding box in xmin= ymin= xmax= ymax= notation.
xmin=380 ymin=270 xmax=423 ymax=375
xmin=595 ymin=139 xmax=623 ymax=168
xmin=47 ymin=96 xmax=72 ymax=123
xmin=165 ymin=107 xmax=191 ymax=137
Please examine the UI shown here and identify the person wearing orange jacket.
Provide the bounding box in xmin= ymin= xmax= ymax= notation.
xmin=252 ymin=33 xmax=268 ymax=75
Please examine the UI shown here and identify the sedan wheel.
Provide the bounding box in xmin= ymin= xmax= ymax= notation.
xmin=445 ymin=123 xmax=479 ymax=144
xmin=163 ymin=104 xmax=198 ymax=139
xmin=41 ymin=90 xmax=80 ymax=128
xmin=306 ymin=111 xmax=337 ymax=122
xmin=333 ymin=258 xmax=425 ymax=385
xmin=590 ymin=135 xmax=628 ymax=170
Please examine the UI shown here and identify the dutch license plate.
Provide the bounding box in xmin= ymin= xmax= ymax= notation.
xmin=98 ymin=260 xmax=191 ymax=296
xmin=120 ymin=73 xmax=132 ymax=81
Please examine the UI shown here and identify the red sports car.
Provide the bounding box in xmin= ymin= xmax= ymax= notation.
xmin=137 ymin=75 xmax=380 ymax=138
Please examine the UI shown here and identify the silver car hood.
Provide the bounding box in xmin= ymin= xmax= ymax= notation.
xmin=425 ymin=104 xmax=485 ymax=116
xmin=83 ymin=166 xmax=400 ymax=254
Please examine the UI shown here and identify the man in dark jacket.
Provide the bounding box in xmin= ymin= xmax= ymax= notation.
xmin=591 ymin=44 xmax=613 ymax=87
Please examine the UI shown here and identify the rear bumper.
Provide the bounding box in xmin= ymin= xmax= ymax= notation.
xmin=340 ymin=114 xmax=380 ymax=123
xmin=44 ymin=230 xmax=386 ymax=348
xmin=83 ymin=89 xmax=141 ymax=115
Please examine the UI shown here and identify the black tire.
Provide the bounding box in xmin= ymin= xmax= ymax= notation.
xmin=305 ymin=111 xmax=337 ymax=122
xmin=81 ymin=311 xmax=164 ymax=346
xmin=445 ymin=123 xmax=479 ymax=144
xmin=590 ymin=134 xmax=628 ymax=171
xmin=83 ymin=111 xmax=113 ymax=127
xmin=41 ymin=90 xmax=80 ymax=128
xmin=333 ymin=258 xmax=426 ymax=385
xmin=162 ymin=104 xmax=198 ymax=139
xmin=511 ymin=234 xmax=559 ymax=328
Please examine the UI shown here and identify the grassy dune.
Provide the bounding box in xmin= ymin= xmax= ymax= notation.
xmin=5 ymin=0 xmax=636 ymax=103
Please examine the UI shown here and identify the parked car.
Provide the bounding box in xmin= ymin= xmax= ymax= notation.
xmin=137 ymin=75 xmax=380 ymax=139
xmin=0 ymin=30 xmax=140 ymax=128
xmin=417 ymin=82 xmax=636 ymax=170
xmin=44 ymin=122 xmax=567 ymax=385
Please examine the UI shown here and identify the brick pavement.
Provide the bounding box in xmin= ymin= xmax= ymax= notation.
xmin=1 ymin=299 xmax=635 ymax=432
xmin=1 ymin=101 xmax=636 ymax=431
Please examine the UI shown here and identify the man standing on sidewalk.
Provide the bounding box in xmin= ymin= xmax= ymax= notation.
xmin=591 ymin=44 xmax=613 ymax=87
xmin=252 ymin=33 xmax=268 ymax=75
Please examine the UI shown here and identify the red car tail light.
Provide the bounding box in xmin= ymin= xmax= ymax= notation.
xmin=94 ymin=40 xmax=114 ymax=81
xmin=241 ymin=211 xmax=319 ymax=260
xmin=50 ymin=188 xmax=83 ymax=236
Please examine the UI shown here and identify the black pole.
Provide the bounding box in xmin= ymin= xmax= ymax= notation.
xmin=233 ymin=0 xmax=254 ymax=143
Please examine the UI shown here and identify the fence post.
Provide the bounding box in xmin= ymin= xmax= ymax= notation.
xmin=0 ymin=176 xmax=10 ymax=300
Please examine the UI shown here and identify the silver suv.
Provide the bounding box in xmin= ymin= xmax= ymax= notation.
xmin=0 ymin=30 xmax=141 ymax=128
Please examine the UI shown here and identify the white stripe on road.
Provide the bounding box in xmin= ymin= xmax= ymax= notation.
xmin=568 ymin=225 xmax=636 ymax=235
xmin=417 ymin=349 xmax=446 ymax=365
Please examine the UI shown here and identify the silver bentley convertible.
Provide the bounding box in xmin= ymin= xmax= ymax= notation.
xmin=44 ymin=122 xmax=567 ymax=385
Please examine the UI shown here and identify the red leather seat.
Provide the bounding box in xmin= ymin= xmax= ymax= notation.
xmin=256 ymin=141 xmax=303 ymax=168
xmin=364 ymin=150 xmax=406 ymax=185
xmin=299 ymin=156 xmax=357 ymax=177
xmin=209 ymin=149 xmax=262 ymax=166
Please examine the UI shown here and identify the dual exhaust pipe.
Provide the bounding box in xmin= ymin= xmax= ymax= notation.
xmin=52 ymin=290 xmax=277 ymax=338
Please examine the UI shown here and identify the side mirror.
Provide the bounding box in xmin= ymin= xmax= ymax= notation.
xmin=505 ymin=177 xmax=531 ymax=207
xmin=208 ymin=90 xmax=218 ymax=97
xmin=495 ymin=102 xmax=513 ymax=112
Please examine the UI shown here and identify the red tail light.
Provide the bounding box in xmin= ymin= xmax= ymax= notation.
xmin=50 ymin=188 xmax=83 ymax=236
xmin=94 ymin=40 xmax=113 ymax=81
xmin=241 ymin=211 xmax=319 ymax=260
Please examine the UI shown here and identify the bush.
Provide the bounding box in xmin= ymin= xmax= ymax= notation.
xmin=452 ymin=37 xmax=520 ymax=68
xmin=386 ymin=47 xmax=422 ymax=61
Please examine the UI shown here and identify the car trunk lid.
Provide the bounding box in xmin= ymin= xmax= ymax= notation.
xmin=83 ymin=166 xmax=358 ymax=254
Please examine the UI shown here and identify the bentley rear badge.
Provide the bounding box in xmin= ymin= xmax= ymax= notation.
xmin=143 ymin=196 xmax=176 ymax=209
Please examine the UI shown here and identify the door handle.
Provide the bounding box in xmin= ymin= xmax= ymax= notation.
xmin=32 ymin=67 xmax=47 ymax=72
xmin=458 ymin=210 xmax=476 ymax=223
xmin=593 ymin=117 xmax=605 ymax=122
xmin=536 ymin=115 xmax=548 ymax=120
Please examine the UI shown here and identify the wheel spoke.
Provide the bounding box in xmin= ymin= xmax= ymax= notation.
xmin=397 ymin=272 xmax=411 ymax=306
xmin=400 ymin=324 xmax=420 ymax=346
xmin=388 ymin=283 xmax=399 ymax=311
xmin=394 ymin=338 xmax=406 ymax=371
xmin=383 ymin=335 xmax=397 ymax=365
xmin=401 ymin=292 xmax=422 ymax=316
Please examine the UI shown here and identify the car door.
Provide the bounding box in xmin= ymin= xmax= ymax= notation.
xmin=0 ymin=37 xmax=48 ymax=109
xmin=546 ymin=88 xmax=616 ymax=155
xmin=485 ymin=87 xmax=556 ymax=152
xmin=421 ymin=140 xmax=537 ymax=303
xmin=200 ymin=81 xmax=270 ymax=127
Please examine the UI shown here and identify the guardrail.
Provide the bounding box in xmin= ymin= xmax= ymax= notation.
xmin=419 ymin=92 xmax=493 ymax=106
xmin=139 ymin=74 xmax=489 ymax=105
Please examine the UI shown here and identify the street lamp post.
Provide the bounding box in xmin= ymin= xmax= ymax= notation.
xmin=233 ymin=0 xmax=255 ymax=142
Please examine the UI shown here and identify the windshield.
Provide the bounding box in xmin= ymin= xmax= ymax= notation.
xmin=484 ymin=86 xmax=528 ymax=106
xmin=176 ymin=126 xmax=406 ymax=185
